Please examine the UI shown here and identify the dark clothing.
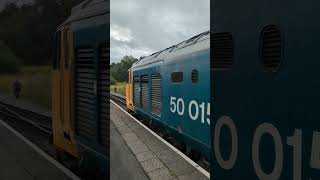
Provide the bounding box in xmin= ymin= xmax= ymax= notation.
xmin=13 ymin=80 xmax=22 ymax=98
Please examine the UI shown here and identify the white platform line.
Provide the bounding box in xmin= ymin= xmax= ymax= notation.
xmin=111 ymin=100 xmax=210 ymax=179
xmin=0 ymin=119 xmax=81 ymax=180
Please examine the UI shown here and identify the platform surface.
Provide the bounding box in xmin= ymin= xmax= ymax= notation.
xmin=0 ymin=119 xmax=79 ymax=180
xmin=110 ymin=119 xmax=149 ymax=180
xmin=110 ymin=101 xmax=209 ymax=180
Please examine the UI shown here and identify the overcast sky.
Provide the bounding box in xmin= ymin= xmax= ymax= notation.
xmin=110 ymin=0 xmax=210 ymax=63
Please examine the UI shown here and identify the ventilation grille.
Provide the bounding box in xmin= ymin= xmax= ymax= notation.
xmin=98 ymin=45 xmax=109 ymax=154
xmin=211 ymin=32 xmax=233 ymax=70
xmin=191 ymin=69 xmax=199 ymax=84
xmin=133 ymin=77 xmax=140 ymax=107
xmin=75 ymin=48 xmax=96 ymax=142
xmin=151 ymin=74 xmax=162 ymax=117
xmin=260 ymin=25 xmax=282 ymax=72
xmin=141 ymin=75 xmax=149 ymax=111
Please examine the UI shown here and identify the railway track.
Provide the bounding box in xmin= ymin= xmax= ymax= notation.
xmin=110 ymin=92 xmax=126 ymax=105
xmin=0 ymin=101 xmax=55 ymax=161
xmin=110 ymin=92 xmax=210 ymax=172
xmin=0 ymin=94 xmax=209 ymax=177
xmin=0 ymin=101 xmax=83 ymax=178
xmin=0 ymin=102 xmax=52 ymax=134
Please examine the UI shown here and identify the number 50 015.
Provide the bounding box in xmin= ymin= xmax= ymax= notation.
xmin=169 ymin=96 xmax=210 ymax=125
xmin=213 ymin=116 xmax=320 ymax=180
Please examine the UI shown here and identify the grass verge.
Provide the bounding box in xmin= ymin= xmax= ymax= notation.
xmin=110 ymin=82 xmax=126 ymax=96
xmin=0 ymin=66 xmax=52 ymax=108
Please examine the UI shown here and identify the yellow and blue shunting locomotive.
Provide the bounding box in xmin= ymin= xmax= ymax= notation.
xmin=126 ymin=31 xmax=211 ymax=161
xmin=52 ymin=0 xmax=109 ymax=178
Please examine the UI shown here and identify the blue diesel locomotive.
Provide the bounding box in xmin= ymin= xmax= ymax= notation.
xmin=211 ymin=0 xmax=320 ymax=179
xmin=52 ymin=0 xmax=109 ymax=178
xmin=126 ymin=31 xmax=210 ymax=161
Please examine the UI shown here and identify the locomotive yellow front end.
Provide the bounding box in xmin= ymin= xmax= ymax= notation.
xmin=126 ymin=68 xmax=134 ymax=112
xmin=52 ymin=26 xmax=79 ymax=159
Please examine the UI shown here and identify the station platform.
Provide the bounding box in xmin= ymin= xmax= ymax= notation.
xmin=0 ymin=118 xmax=79 ymax=180
xmin=110 ymin=114 xmax=149 ymax=180
xmin=110 ymin=101 xmax=209 ymax=180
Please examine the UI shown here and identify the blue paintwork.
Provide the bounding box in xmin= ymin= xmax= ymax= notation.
xmin=71 ymin=15 xmax=109 ymax=180
xmin=55 ymin=0 xmax=109 ymax=178
xmin=211 ymin=0 xmax=320 ymax=179
xmin=73 ymin=23 xmax=108 ymax=178
xmin=73 ymin=23 xmax=108 ymax=175
xmin=132 ymin=45 xmax=211 ymax=159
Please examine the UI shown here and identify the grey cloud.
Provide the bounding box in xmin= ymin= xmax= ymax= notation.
xmin=110 ymin=0 xmax=209 ymax=63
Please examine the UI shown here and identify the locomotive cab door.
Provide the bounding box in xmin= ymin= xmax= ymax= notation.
xmin=126 ymin=69 xmax=134 ymax=111
xmin=52 ymin=30 xmax=62 ymax=149
xmin=52 ymin=25 xmax=79 ymax=157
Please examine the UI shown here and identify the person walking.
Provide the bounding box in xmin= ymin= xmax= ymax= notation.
xmin=13 ymin=79 xmax=22 ymax=98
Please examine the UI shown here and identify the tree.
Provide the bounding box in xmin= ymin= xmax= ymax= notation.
xmin=111 ymin=55 xmax=138 ymax=83
xmin=0 ymin=0 xmax=82 ymax=65
xmin=0 ymin=42 xmax=20 ymax=73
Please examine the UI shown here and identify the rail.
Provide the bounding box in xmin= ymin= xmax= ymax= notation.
xmin=0 ymin=102 xmax=52 ymax=135
xmin=110 ymin=92 xmax=126 ymax=105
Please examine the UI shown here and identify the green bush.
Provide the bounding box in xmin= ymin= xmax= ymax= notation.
xmin=0 ymin=65 xmax=52 ymax=108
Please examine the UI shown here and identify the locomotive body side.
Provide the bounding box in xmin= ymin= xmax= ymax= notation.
xmin=52 ymin=0 xmax=109 ymax=178
xmin=129 ymin=32 xmax=210 ymax=159
xmin=72 ymin=16 xmax=109 ymax=178
xmin=211 ymin=0 xmax=320 ymax=179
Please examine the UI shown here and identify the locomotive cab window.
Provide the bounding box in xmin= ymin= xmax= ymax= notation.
xmin=191 ymin=69 xmax=199 ymax=84
xmin=64 ymin=28 xmax=70 ymax=68
xmin=171 ymin=72 xmax=183 ymax=83
xmin=53 ymin=31 xmax=61 ymax=69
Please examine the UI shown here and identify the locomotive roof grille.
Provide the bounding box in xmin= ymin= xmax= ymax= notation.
xmin=58 ymin=0 xmax=108 ymax=28
xmin=81 ymin=0 xmax=107 ymax=8
xmin=134 ymin=30 xmax=210 ymax=65
xmin=170 ymin=31 xmax=210 ymax=52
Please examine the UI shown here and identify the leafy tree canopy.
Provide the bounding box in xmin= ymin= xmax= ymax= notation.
xmin=111 ymin=55 xmax=138 ymax=84
xmin=0 ymin=41 xmax=20 ymax=73
xmin=0 ymin=0 xmax=82 ymax=65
